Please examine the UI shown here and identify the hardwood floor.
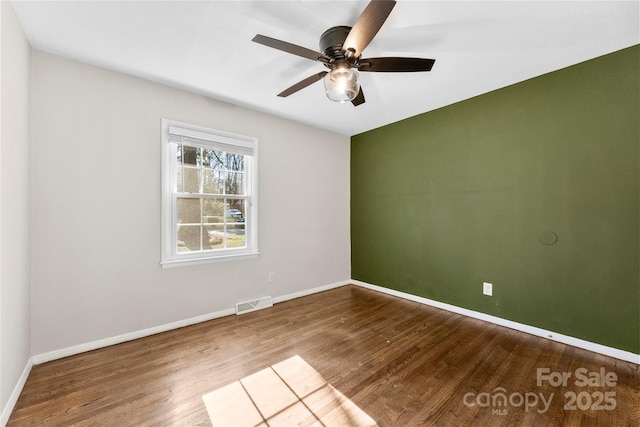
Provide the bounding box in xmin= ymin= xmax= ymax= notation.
xmin=8 ymin=285 xmax=640 ymax=426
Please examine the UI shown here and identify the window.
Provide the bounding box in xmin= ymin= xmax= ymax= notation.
xmin=161 ymin=119 xmax=258 ymax=266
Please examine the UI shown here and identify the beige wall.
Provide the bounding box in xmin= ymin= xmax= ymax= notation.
xmin=0 ymin=0 xmax=32 ymax=419
xmin=30 ymin=51 xmax=351 ymax=355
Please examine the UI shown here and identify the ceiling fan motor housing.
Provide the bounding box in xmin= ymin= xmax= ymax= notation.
xmin=320 ymin=26 xmax=353 ymax=64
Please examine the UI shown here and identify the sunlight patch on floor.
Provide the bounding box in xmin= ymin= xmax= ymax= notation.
xmin=202 ymin=355 xmax=378 ymax=426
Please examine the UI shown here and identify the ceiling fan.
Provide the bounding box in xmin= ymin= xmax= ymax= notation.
xmin=252 ymin=0 xmax=436 ymax=106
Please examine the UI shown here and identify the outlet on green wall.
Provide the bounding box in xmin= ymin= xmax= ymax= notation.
xmin=351 ymin=45 xmax=639 ymax=354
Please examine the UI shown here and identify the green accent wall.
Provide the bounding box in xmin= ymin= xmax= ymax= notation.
xmin=351 ymin=45 xmax=640 ymax=354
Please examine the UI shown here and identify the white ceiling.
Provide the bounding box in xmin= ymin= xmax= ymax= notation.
xmin=11 ymin=0 xmax=639 ymax=136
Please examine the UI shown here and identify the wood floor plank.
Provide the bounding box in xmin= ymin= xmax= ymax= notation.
xmin=8 ymin=285 xmax=639 ymax=426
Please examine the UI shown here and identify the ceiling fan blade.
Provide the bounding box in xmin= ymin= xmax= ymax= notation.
xmin=252 ymin=34 xmax=330 ymax=63
xmin=343 ymin=0 xmax=396 ymax=58
xmin=277 ymin=71 xmax=328 ymax=97
xmin=358 ymin=57 xmax=436 ymax=72
xmin=351 ymin=87 xmax=366 ymax=106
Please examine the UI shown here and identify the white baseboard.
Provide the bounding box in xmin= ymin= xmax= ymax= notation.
xmin=32 ymin=279 xmax=351 ymax=365
xmin=1 ymin=356 xmax=33 ymax=427
xmin=272 ymin=280 xmax=351 ymax=304
xmin=31 ymin=307 xmax=236 ymax=365
xmin=352 ymin=280 xmax=640 ymax=365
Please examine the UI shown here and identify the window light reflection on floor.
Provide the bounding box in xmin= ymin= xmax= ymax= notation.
xmin=202 ymin=355 xmax=378 ymax=426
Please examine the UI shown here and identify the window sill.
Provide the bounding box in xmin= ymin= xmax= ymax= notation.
xmin=161 ymin=251 xmax=260 ymax=268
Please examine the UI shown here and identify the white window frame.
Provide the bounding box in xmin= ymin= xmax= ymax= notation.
xmin=161 ymin=119 xmax=259 ymax=267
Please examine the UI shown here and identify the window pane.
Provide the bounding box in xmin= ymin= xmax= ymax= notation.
xmin=225 ymin=172 xmax=245 ymax=195
xmin=209 ymin=149 xmax=225 ymax=169
xmin=182 ymin=167 xmax=200 ymax=193
xmin=203 ymin=199 xmax=224 ymax=224
xmin=206 ymin=224 xmax=225 ymax=249
xmin=183 ymin=146 xmax=198 ymax=166
xmin=201 ymin=225 xmax=214 ymax=251
xmin=177 ymin=198 xmax=201 ymax=224
xmin=226 ymin=199 xmax=245 ymax=223
xmin=176 ymin=166 xmax=183 ymax=192
xmin=225 ymin=224 xmax=246 ymax=249
xmin=176 ymin=144 xmax=183 ymax=166
xmin=201 ymin=148 xmax=211 ymax=168
xmin=177 ymin=225 xmax=201 ymax=252
xmin=226 ymin=153 xmax=244 ymax=172
xmin=203 ymin=169 xmax=223 ymax=194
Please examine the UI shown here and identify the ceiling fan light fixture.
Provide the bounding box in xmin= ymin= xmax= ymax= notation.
xmin=324 ymin=67 xmax=360 ymax=103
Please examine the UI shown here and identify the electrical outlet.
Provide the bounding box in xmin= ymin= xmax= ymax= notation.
xmin=268 ymin=272 xmax=275 ymax=283
xmin=483 ymin=282 xmax=493 ymax=296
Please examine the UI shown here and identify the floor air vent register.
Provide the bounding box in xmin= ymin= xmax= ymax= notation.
xmin=235 ymin=296 xmax=273 ymax=315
